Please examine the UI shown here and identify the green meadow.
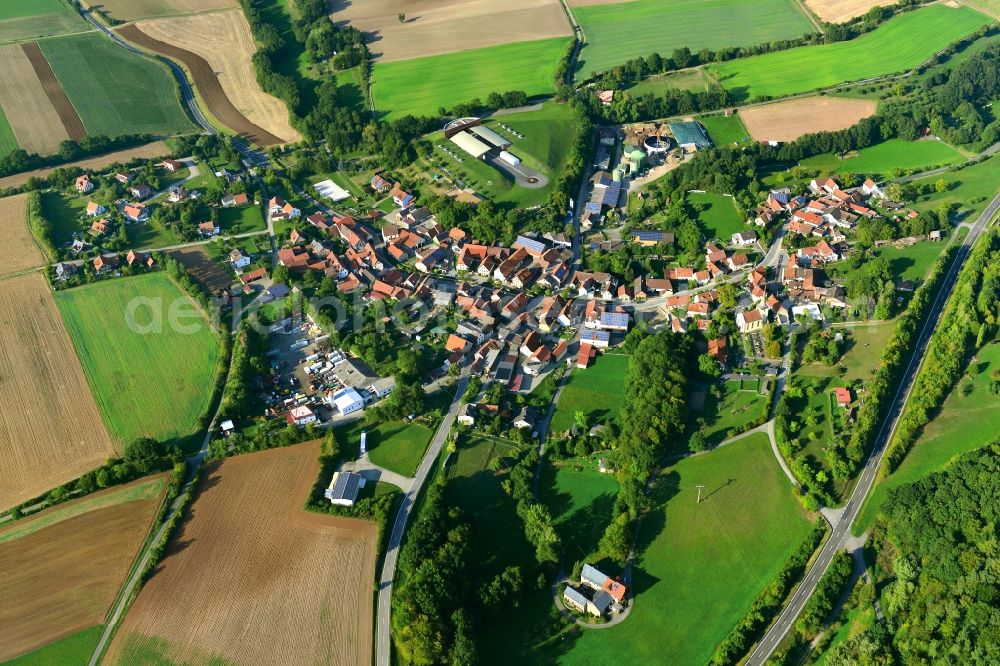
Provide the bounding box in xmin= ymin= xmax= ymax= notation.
xmin=699 ymin=113 xmax=751 ymax=147
xmin=0 ymin=108 xmax=16 ymax=157
xmin=334 ymin=419 xmax=434 ymax=477
xmin=911 ymin=152 xmax=1000 ymax=219
xmin=371 ymin=38 xmax=571 ymax=119
xmin=0 ymin=0 xmax=87 ymax=44
xmin=55 ymin=272 xmax=219 ymax=444
xmin=540 ymin=457 xmax=620 ymax=564
xmin=708 ymin=5 xmax=992 ymax=101
xmin=855 ymin=339 xmax=1000 ymax=532
xmin=574 ymin=0 xmax=814 ymax=78
xmin=693 ymin=379 xmax=768 ymax=446
xmin=797 ymin=139 xmax=966 ymax=178
xmin=39 ymin=33 xmax=193 ymax=138
xmin=2 ymin=626 xmax=104 ymax=666
xmin=549 ymin=353 xmax=629 ymax=434
xmin=690 ymin=191 xmax=745 ymax=240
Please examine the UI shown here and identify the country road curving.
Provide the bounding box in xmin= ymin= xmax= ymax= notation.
xmin=745 ymin=191 xmax=1000 ymax=665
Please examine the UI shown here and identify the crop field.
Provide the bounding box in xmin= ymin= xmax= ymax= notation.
xmin=693 ymin=379 xmax=768 ymax=446
xmin=0 ymin=108 xmax=15 ymax=156
xmin=0 ymin=273 xmax=116 ymax=513
xmin=572 ymin=0 xmax=815 ymax=78
xmin=533 ymin=434 xmax=812 ymax=664
xmin=39 ymin=32 xmax=194 ymax=139
xmin=550 ymin=353 xmax=629 ymax=434
xmin=371 ymin=37 xmax=571 ymax=119
xmin=804 ymin=0 xmax=897 ymax=24
xmin=0 ymin=140 xmax=171 ymax=191
xmin=0 ymin=194 xmax=46 ymax=276
xmin=82 ymin=0 xmax=238 ymax=22
xmin=797 ymin=138 xmax=965 ymax=176
xmin=330 ymin=0 xmax=571 ymax=63
xmin=739 ymin=96 xmax=877 ymax=143
xmin=105 ymin=442 xmax=378 ymax=666
xmin=122 ymin=9 xmax=300 ymax=145
xmin=856 ymin=339 xmax=1000 ymax=531
xmin=708 ymin=5 xmax=993 ymax=102
xmin=0 ymin=0 xmax=88 ymax=44
xmin=0 ymin=43 xmax=77 ymax=155
xmin=55 ymin=272 xmax=220 ymax=445
xmin=962 ymin=0 xmax=1000 ymax=20
xmin=699 ymin=113 xmax=751 ymax=147
xmin=0 ymin=476 xmax=166 ymax=662
xmin=540 ymin=457 xmax=620 ymax=563
xmin=690 ymin=192 xmax=745 ymax=240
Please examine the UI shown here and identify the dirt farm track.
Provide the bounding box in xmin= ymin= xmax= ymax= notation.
xmin=105 ymin=441 xmax=377 ymax=666
xmin=0 ymin=272 xmax=117 ymax=513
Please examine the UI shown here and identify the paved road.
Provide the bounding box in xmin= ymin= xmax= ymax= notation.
xmin=375 ymin=377 xmax=468 ymax=666
xmin=745 ymin=191 xmax=1000 ymax=665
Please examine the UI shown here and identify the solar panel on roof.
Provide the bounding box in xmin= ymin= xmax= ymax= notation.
xmin=600 ymin=312 xmax=629 ymax=327
xmin=581 ymin=330 xmax=610 ymax=341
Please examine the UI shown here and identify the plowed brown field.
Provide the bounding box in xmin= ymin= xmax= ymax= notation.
xmin=119 ymin=10 xmax=299 ymax=145
xmin=330 ymin=0 xmax=571 ymax=62
xmin=20 ymin=42 xmax=86 ymax=142
xmin=0 ymin=272 xmax=117 ymax=512
xmin=0 ymin=476 xmax=166 ymax=661
xmin=106 ymin=441 xmax=377 ymax=666
xmin=0 ymin=141 xmax=170 ymax=190
xmin=169 ymin=246 xmax=234 ymax=292
xmin=0 ymin=194 xmax=46 ymax=276
xmin=0 ymin=44 xmax=71 ymax=156
xmin=739 ymin=96 xmax=877 ymax=142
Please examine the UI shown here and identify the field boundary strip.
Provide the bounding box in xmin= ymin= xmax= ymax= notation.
xmin=20 ymin=42 xmax=85 ymax=141
xmin=114 ymin=24 xmax=283 ymax=146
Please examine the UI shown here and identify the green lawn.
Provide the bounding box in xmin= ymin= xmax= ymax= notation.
xmin=699 ymin=113 xmax=751 ymax=147
xmin=2 ymin=625 xmax=104 ymax=666
xmin=708 ymin=5 xmax=992 ymax=102
xmin=693 ymin=379 xmax=767 ymax=446
xmin=340 ymin=420 xmax=434 ymax=477
xmin=0 ymin=476 xmax=165 ymax=545
xmin=689 ymin=192 xmax=745 ymax=240
xmin=797 ymin=139 xmax=966 ymax=178
xmin=535 ymin=434 xmax=812 ymax=664
xmin=55 ymin=272 xmax=220 ymax=445
xmin=0 ymin=107 xmax=16 ymax=157
xmin=911 ymin=152 xmax=1000 ymax=219
xmin=855 ymin=339 xmax=1000 ymax=532
xmin=574 ymin=0 xmax=814 ymax=78
xmin=447 ymin=436 xmax=535 ymax=583
xmin=826 ymin=240 xmax=947 ymax=289
xmin=219 ymin=205 xmax=266 ymax=234
xmin=540 ymin=457 xmax=620 ymax=564
xmin=783 ymin=375 xmax=848 ymax=493
xmin=0 ymin=0 xmax=87 ymax=44
xmin=39 ymin=33 xmax=194 ymax=138
xmin=798 ymin=322 xmax=894 ymax=385
xmin=628 ymin=68 xmax=714 ymax=95
xmin=549 ymin=353 xmax=629 ymax=434
xmin=40 ymin=191 xmax=92 ymax=246
xmin=371 ymin=37 xmax=571 ymax=119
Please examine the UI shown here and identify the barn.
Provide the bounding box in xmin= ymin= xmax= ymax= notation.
xmin=324 ymin=471 xmax=365 ymax=506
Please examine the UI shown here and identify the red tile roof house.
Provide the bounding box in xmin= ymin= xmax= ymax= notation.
xmin=85 ymin=201 xmax=106 ymax=217
xmin=577 ymin=342 xmax=594 ymax=369
xmin=123 ymin=203 xmax=149 ymax=222
xmin=835 ymin=387 xmax=852 ymax=407
xmin=75 ymin=174 xmax=93 ymax=193
xmin=161 ymin=159 xmax=184 ymax=173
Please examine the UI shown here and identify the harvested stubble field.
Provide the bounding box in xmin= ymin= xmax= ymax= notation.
xmin=738 ymin=96 xmax=877 ymax=142
xmin=0 ymin=140 xmax=171 ymax=190
xmin=106 ymin=441 xmax=377 ymax=666
xmin=0 ymin=476 xmax=166 ymax=662
xmin=0 ymin=273 xmax=117 ymax=513
xmin=55 ymin=272 xmax=220 ymax=445
xmin=0 ymin=194 xmax=46 ymax=276
xmin=122 ymin=9 xmax=299 ymax=145
xmin=329 ymin=0 xmax=571 ymax=62
xmin=82 ymin=0 xmax=238 ymax=22
xmin=0 ymin=44 xmax=74 ymax=155
xmin=805 ymin=0 xmax=898 ymax=24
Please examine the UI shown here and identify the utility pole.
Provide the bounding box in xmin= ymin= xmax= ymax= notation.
xmin=696 ymin=484 xmax=705 ymax=504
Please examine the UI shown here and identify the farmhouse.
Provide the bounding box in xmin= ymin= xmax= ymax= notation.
xmin=198 ymin=221 xmax=220 ymax=237
xmin=732 ymin=230 xmax=758 ymax=246
xmin=161 ymin=159 xmax=183 ymax=172
xmin=324 ymin=470 xmax=364 ymax=506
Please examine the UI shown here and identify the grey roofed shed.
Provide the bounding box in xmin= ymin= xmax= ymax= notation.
xmin=668 ymin=121 xmax=713 ymax=149
xmin=324 ymin=471 xmax=362 ymax=506
xmin=450 ymin=131 xmax=492 ymax=158
xmin=469 ymin=124 xmax=511 ymax=149
xmin=563 ymin=586 xmax=589 ymax=610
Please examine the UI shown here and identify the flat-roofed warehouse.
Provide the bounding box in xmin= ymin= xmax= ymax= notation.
xmin=450 ymin=131 xmax=492 ymax=159
xmin=469 ymin=125 xmax=511 ymax=150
